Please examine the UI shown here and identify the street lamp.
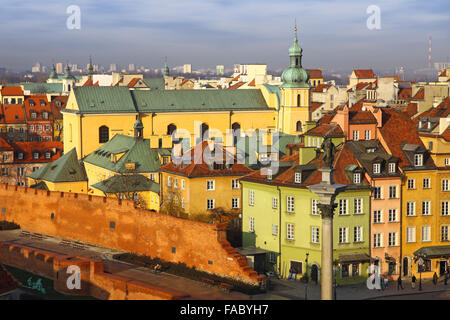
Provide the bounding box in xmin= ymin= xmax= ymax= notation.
xmin=305 ymin=252 xmax=309 ymax=300
xmin=418 ymin=257 xmax=424 ymax=291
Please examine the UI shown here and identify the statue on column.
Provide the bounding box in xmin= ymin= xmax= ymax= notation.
xmin=321 ymin=137 xmax=336 ymax=169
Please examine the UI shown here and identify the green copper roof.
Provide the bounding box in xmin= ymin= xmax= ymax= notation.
xmin=49 ymin=65 xmax=58 ymax=80
xmin=92 ymin=174 xmax=160 ymax=194
xmin=132 ymin=89 xmax=270 ymax=113
xmin=289 ymin=26 xmax=303 ymax=56
xmin=83 ymin=134 xmax=164 ymax=173
xmin=29 ymin=148 xmax=88 ymax=183
xmin=281 ymin=25 xmax=310 ymax=88
xmin=143 ymin=78 xmax=165 ymax=90
xmin=62 ymin=65 xmax=76 ymax=80
xmin=72 ymin=87 xmax=137 ymax=113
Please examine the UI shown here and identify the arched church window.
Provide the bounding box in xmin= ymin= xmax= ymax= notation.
xmin=99 ymin=125 xmax=109 ymax=143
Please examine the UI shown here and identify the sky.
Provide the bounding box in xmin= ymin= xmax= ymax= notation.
xmin=0 ymin=0 xmax=449 ymax=72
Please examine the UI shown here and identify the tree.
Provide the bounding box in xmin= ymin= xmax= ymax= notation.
xmin=160 ymin=188 xmax=186 ymax=218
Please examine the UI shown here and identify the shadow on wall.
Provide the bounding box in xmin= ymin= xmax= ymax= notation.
xmin=242 ymin=232 xmax=257 ymax=247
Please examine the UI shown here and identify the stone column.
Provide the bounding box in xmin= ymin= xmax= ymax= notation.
xmin=318 ymin=203 xmax=337 ymax=300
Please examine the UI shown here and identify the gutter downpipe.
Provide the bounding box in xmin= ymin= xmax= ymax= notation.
xmin=277 ymin=185 xmax=282 ymax=277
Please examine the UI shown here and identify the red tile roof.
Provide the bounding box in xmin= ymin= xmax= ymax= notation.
xmin=353 ymin=69 xmax=375 ymax=79
xmin=439 ymin=69 xmax=447 ymax=77
xmin=0 ymin=263 xmax=20 ymax=295
xmin=2 ymin=104 xmax=26 ymax=123
xmin=160 ymin=141 xmax=253 ymax=177
xmin=83 ymin=77 xmax=99 ymax=87
xmin=1 ymin=86 xmax=24 ymax=96
xmin=11 ymin=141 xmax=63 ymax=163
xmin=398 ymin=88 xmax=412 ymax=100
xmin=307 ymin=69 xmax=323 ymax=79
xmin=0 ymin=136 xmax=14 ymax=151
xmin=311 ymin=102 xmax=324 ymax=112
xmin=229 ymin=81 xmax=246 ymax=90
xmin=305 ymin=123 xmax=344 ymax=137
xmin=24 ymin=95 xmax=53 ymax=122
xmin=379 ymin=108 xmax=434 ymax=169
xmin=312 ymin=83 xmax=332 ymax=92
xmin=248 ymin=79 xmax=256 ymax=87
xmin=415 ymin=97 xmax=450 ymax=120
xmin=412 ymin=87 xmax=424 ymax=100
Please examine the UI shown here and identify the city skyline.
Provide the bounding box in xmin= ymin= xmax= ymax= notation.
xmin=0 ymin=0 xmax=449 ymax=72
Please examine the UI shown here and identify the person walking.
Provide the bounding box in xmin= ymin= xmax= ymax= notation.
xmin=433 ymin=272 xmax=438 ymax=286
xmin=411 ymin=274 xmax=416 ymax=289
xmin=397 ymin=276 xmax=404 ymax=290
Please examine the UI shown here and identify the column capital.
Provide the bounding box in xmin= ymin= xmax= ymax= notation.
xmin=318 ymin=203 xmax=337 ymax=219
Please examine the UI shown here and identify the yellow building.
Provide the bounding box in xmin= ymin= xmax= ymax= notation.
xmin=159 ymin=141 xmax=253 ymax=218
xmin=62 ymin=27 xmax=314 ymax=159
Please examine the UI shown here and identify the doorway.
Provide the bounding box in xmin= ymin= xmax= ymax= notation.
xmin=439 ymin=261 xmax=448 ymax=276
xmin=403 ymin=257 xmax=409 ymax=277
xmin=311 ymin=264 xmax=319 ymax=284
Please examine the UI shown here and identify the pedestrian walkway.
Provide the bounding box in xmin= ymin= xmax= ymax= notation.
xmin=251 ymin=276 xmax=450 ymax=300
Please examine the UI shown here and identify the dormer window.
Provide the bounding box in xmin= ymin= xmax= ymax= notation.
xmin=373 ymin=163 xmax=381 ymax=174
xmin=29 ymin=100 xmax=35 ymax=107
xmin=414 ymin=154 xmax=423 ymax=167
xmin=45 ymin=152 xmax=51 ymax=159
xmin=353 ymin=173 xmax=361 ymax=184
xmin=31 ymin=112 xmax=37 ymax=119
xmin=43 ymin=112 xmax=48 ymax=120
xmin=17 ymin=153 xmax=24 ymax=160
xmin=33 ymin=152 xmax=39 ymax=159
xmin=294 ymin=172 xmax=301 ymax=184
xmin=267 ymin=169 xmax=273 ymax=181
xmin=40 ymin=100 xmax=46 ymax=107
xmin=389 ymin=163 xmax=396 ymax=173
xmin=367 ymin=148 xmax=376 ymax=153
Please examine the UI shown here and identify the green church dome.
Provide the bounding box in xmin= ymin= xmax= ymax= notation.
xmin=280 ymin=25 xmax=311 ymax=89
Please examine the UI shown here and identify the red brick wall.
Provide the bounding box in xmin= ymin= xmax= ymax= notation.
xmin=0 ymin=184 xmax=264 ymax=285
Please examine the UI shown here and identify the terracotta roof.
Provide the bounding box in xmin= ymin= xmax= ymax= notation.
xmin=312 ymin=83 xmax=332 ymax=92
xmin=242 ymin=142 xmax=369 ymax=187
xmin=311 ymin=102 xmax=324 ymax=112
xmin=412 ymin=87 xmax=424 ymax=100
xmin=50 ymin=96 xmax=68 ymax=119
xmin=160 ymin=141 xmax=254 ymax=177
xmin=229 ymin=81 xmax=246 ymax=90
xmin=0 ymin=136 xmax=14 ymax=151
xmin=307 ymin=69 xmax=323 ymax=79
xmin=24 ymin=95 xmax=53 ymax=121
xmin=2 ymin=104 xmax=26 ymax=123
xmin=318 ymin=112 xmax=335 ymax=124
xmin=398 ymin=88 xmax=412 ymax=100
xmin=83 ymin=77 xmax=99 ymax=87
xmin=349 ymin=110 xmax=377 ymax=124
xmin=0 ymin=263 xmax=20 ymax=295
xmin=353 ymin=69 xmax=375 ymax=79
xmin=248 ymin=79 xmax=256 ymax=87
xmin=439 ymin=69 xmax=447 ymax=77
xmin=305 ymin=123 xmax=344 ymax=137
xmin=11 ymin=141 xmax=63 ymax=163
xmin=128 ymin=77 xmax=142 ymax=87
xmin=379 ymin=108 xmax=435 ymax=169
xmin=415 ymin=97 xmax=450 ymax=120
xmin=1 ymin=86 xmax=24 ymax=96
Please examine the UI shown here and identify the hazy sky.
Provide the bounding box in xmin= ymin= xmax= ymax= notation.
xmin=0 ymin=0 xmax=449 ymax=72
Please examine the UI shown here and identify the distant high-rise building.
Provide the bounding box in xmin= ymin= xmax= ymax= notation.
xmin=183 ymin=64 xmax=192 ymax=74
xmin=110 ymin=64 xmax=117 ymax=72
xmin=434 ymin=62 xmax=450 ymax=71
xmin=128 ymin=64 xmax=135 ymax=72
xmin=56 ymin=62 xmax=64 ymax=74
xmin=216 ymin=65 xmax=225 ymax=75
xmin=31 ymin=62 xmax=41 ymax=73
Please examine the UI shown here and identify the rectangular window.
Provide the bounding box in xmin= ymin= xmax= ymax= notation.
xmin=354 ymin=198 xmax=363 ymax=214
xmin=207 ymin=199 xmax=215 ymax=210
xmin=422 ymin=226 xmax=431 ymax=242
xmin=287 ymin=224 xmax=294 ymax=240
xmin=167 ymin=176 xmax=172 ymax=187
xmin=311 ymin=227 xmax=320 ymax=244
xmin=249 ymin=217 xmax=254 ymax=233
xmin=353 ymin=130 xmax=359 ymax=141
xmin=373 ymin=163 xmax=380 ymax=174
xmin=373 ymin=210 xmax=382 ymax=223
xmin=364 ymin=130 xmax=371 ymax=140
xmin=406 ymin=227 xmax=416 ymax=243
xmin=294 ymin=172 xmax=301 ymax=183
xmin=249 ymin=190 xmax=254 ymax=206
xmin=389 ymin=163 xmax=396 ymax=173
xmin=206 ymin=180 xmax=215 ymax=191
xmin=422 ymin=201 xmax=431 ymax=216
xmin=353 ymin=173 xmax=361 ymax=184
xmin=287 ymin=196 xmax=295 ymax=213
xmin=232 ymin=198 xmax=239 ymax=209
xmin=272 ymin=197 xmax=278 ymax=209
xmin=414 ymin=154 xmax=423 ymax=166
xmin=339 ymin=199 xmax=348 ymax=215
xmin=181 ymin=179 xmax=185 ymax=190
xmin=272 ymin=224 xmax=278 ymax=236
xmin=442 ymin=179 xmax=449 ymax=191
xmin=339 ymin=227 xmax=348 ymax=244
xmin=407 ymin=179 xmax=415 ymax=190
xmin=423 ymin=178 xmax=431 ymax=189
xmin=442 ymin=226 xmax=449 ymax=241
xmin=388 ymin=209 xmax=398 ymax=222
xmin=373 ymin=187 xmax=382 ymax=199
xmin=354 ymin=226 xmax=363 ymax=242
xmin=181 ymin=198 xmax=185 ymax=209
xmin=232 ymin=179 xmax=239 ymax=189
xmin=388 ymin=232 xmax=398 ymax=247
xmin=442 ymin=201 xmax=450 ymax=216
xmin=446 ymin=158 xmax=450 ymax=166
xmin=312 ymin=199 xmax=318 ymax=215
xmin=407 ymin=202 xmax=416 ymax=216
xmin=17 ymin=168 xmax=24 ymax=176
xmin=373 ymin=233 xmax=383 ymax=248
xmin=174 ymin=178 xmax=178 ymax=188
xmin=389 ymin=186 xmax=397 ymax=199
